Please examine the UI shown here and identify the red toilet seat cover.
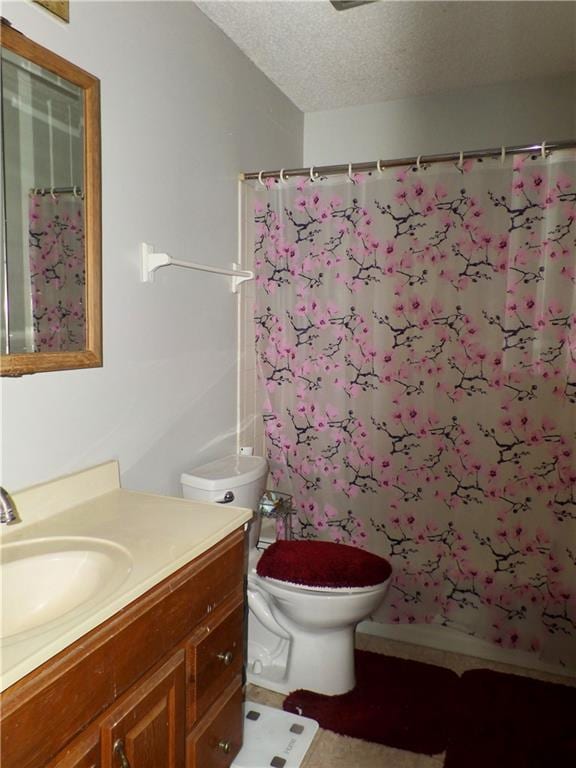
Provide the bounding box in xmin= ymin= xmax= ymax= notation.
xmin=256 ymin=540 xmax=392 ymax=589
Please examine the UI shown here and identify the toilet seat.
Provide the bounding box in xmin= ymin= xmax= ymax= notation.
xmin=256 ymin=574 xmax=391 ymax=595
xmin=256 ymin=539 xmax=392 ymax=589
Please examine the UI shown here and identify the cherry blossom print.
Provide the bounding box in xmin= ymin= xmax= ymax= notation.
xmin=251 ymin=150 xmax=576 ymax=668
xmin=28 ymin=193 xmax=86 ymax=351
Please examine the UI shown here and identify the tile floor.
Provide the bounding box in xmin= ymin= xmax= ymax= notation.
xmin=245 ymin=633 xmax=575 ymax=768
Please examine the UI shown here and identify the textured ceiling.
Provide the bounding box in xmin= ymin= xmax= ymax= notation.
xmin=196 ymin=0 xmax=576 ymax=112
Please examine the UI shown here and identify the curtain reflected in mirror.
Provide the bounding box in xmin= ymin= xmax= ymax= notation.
xmin=0 ymin=22 xmax=101 ymax=376
xmin=2 ymin=47 xmax=85 ymax=354
xmin=29 ymin=190 xmax=85 ymax=351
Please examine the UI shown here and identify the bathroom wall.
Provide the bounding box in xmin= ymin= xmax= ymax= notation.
xmin=0 ymin=0 xmax=303 ymax=495
xmin=305 ymin=73 xmax=576 ymax=165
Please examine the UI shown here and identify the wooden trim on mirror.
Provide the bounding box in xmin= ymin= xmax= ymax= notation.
xmin=0 ymin=24 xmax=102 ymax=376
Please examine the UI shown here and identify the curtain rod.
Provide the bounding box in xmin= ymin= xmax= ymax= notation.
xmin=241 ymin=139 xmax=576 ymax=181
xmin=30 ymin=185 xmax=83 ymax=196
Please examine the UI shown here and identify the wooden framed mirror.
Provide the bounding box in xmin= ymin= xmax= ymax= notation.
xmin=0 ymin=21 xmax=101 ymax=376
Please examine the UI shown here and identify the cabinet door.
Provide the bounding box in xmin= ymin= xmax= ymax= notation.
xmin=100 ymin=650 xmax=186 ymax=768
xmin=186 ymin=682 xmax=243 ymax=768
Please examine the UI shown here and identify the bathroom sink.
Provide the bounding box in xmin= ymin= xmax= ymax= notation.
xmin=0 ymin=537 xmax=132 ymax=641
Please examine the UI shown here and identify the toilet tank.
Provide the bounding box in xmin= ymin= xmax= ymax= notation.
xmin=181 ymin=455 xmax=268 ymax=548
xmin=181 ymin=454 xmax=268 ymax=509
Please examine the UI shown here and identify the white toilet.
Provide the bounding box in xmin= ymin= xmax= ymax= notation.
xmin=180 ymin=454 xmax=391 ymax=696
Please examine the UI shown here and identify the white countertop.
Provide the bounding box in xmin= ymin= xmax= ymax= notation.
xmin=0 ymin=465 xmax=252 ymax=692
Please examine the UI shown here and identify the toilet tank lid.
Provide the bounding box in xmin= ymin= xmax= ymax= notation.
xmin=181 ymin=454 xmax=268 ymax=491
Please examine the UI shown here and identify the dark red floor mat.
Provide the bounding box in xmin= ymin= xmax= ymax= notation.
xmin=283 ymin=650 xmax=460 ymax=755
xmin=444 ymin=668 xmax=576 ymax=768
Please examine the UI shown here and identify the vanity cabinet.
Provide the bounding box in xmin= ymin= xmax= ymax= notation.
xmin=100 ymin=650 xmax=187 ymax=768
xmin=1 ymin=530 xmax=246 ymax=768
xmin=46 ymin=729 xmax=100 ymax=768
xmin=187 ymin=682 xmax=243 ymax=768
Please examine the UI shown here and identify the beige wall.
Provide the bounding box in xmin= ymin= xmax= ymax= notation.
xmin=305 ymin=74 xmax=576 ymax=165
xmin=1 ymin=0 xmax=303 ymax=495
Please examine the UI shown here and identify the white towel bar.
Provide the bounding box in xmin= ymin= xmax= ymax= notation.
xmin=140 ymin=242 xmax=254 ymax=293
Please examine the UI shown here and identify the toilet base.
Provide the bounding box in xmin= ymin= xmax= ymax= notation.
xmin=246 ymin=658 xmax=293 ymax=695
xmin=246 ymin=547 xmax=391 ymax=696
xmin=247 ymin=633 xmax=291 ymax=694
xmin=247 ymin=620 xmax=356 ymax=695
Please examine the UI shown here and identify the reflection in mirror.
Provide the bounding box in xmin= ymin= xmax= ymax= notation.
xmin=3 ymin=48 xmax=84 ymax=354
xmin=0 ymin=23 xmax=101 ymax=376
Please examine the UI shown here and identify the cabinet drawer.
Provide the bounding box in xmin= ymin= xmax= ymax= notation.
xmin=188 ymin=599 xmax=244 ymax=728
xmin=186 ymin=681 xmax=243 ymax=768
xmin=47 ymin=728 xmax=100 ymax=768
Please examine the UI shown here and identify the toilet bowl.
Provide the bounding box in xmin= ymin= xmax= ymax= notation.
xmin=180 ymin=454 xmax=392 ymax=696
xmin=248 ymin=540 xmax=391 ymax=695
xmin=248 ymin=565 xmax=390 ymax=695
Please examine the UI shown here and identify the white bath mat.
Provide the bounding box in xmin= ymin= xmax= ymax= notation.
xmin=232 ymin=702 xmax=319 ymax=768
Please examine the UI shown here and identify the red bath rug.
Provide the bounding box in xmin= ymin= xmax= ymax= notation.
xmin=444 ymin=668 xmax=576 ymax=768
xmin=283 ymin=650 xmax=460 ymax=755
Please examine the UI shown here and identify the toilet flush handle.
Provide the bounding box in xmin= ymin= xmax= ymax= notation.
xmin=216 ymin=491 xmax=235 ymax=504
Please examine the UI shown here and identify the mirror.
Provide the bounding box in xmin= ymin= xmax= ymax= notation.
xmin=0 ymin=21 xmax=101 ymax=376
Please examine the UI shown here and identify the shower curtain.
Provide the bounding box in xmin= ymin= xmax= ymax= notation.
xmin=251 ymin=149 xmax=576 ymax=668
xmin=28 ymin=191 xmax=85 ymax=352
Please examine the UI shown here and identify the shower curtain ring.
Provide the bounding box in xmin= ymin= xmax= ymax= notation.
xmin=500 ymin=146 xmax=506 ymax=164
xmin=258 ymin=170 xmax=266 ymax=187
xmin=347 ymin=163 xmax=354 ymax=181
xmin=50 ymin=187 xmax=57 ymax=200
xmin=541 ymin=141 xmax=547 ymax=159
xmin=458 ymin=151 xmax=464 ymax=170
xmin=416 ymin=155 xmax=422 ymax=171
xmin=280 ymin=168 xmax=287 ymax=183
xmin=310 ymin=166 xmax=319 ymax=182
xmin=376 ymin=159 xmax=385 ymax=174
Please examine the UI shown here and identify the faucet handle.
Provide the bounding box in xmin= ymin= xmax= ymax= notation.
xmin=0 ymin=487 xmax=20 ymax=525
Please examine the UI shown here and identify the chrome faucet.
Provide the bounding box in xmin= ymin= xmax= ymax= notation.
xmin=0 ymin=487 xmax=20 ymax=525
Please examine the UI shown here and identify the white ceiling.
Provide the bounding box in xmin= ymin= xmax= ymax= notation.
xmin=196 ymin=0 xmax=576 ymax=112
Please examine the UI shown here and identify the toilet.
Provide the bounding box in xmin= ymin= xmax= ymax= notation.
xmin=180 ymin=454 xmax=392 ymax=696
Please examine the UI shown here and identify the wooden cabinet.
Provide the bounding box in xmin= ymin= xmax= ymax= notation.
xmin=1 ymin=530 xmax=245 ymax=768
xmin=100 ymin=650 xmax=186 ymax=768
xmin=46 ymin=729 xmax=100 ymax=768
xmin=187 ymin=682 xmax=243 ymax=768
xmin=187 ymin=602 xmax=244 ymax=727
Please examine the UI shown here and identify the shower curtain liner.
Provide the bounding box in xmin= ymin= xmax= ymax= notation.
xmin=249 ymin=148 xmax=576 ymax=668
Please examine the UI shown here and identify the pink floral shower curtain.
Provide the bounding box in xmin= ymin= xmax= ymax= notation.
xmin=251 ymin=149 xmax=576 ymax=668
xmin=28 ymin=191 xmax=85 ymax=352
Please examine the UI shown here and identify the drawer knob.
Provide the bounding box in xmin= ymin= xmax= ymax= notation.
xmin=218 ymin=740 xmax=231 ymax=754
xmin=114 ymin=738 xmax=132 ymax=768
xmin=217 ymin=650 xmax=234 ymax=666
